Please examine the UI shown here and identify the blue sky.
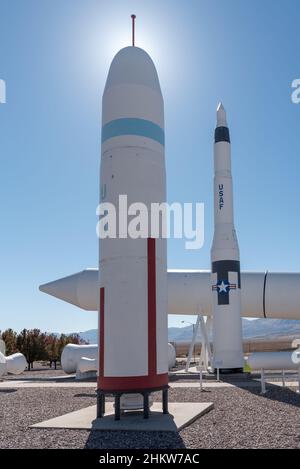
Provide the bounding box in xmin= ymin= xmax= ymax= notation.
xmin=0 ymin=0 xmax=299 ymax=333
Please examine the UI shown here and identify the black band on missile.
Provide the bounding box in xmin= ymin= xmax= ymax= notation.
xmin=212 ymin=260 xmax=241 ymax=287
xmin=215 ymin=126 xmax=230 ymax=143
xmin=212 ymin=260 xmax=241 ymax=306
xmin=263 ymin=270 xmax=268 ymax=318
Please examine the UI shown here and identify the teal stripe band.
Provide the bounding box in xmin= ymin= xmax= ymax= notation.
xmin=102 ymin=118 xmax=164 ymax=146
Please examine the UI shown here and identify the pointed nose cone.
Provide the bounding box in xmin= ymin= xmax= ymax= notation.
xmin=104 ymin=46 xmax=162 ymax=94
xmin=39 ymin=269 xmax=99 ymax=310
xmin=39 ymin=274 xmax=78 ymax=307
xmin=216 ymin=101 xmax=227 ymax=127
xmin=102 ymin=45 xmax=164 ymax=140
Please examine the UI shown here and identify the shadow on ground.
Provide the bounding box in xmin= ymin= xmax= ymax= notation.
xmin=242 ymin=381 xmax=300 ymax=407
xmin=0 ymin=389 xmax=18 ymax=394
xmin=84 ymin=428 xmax=186 ymax=449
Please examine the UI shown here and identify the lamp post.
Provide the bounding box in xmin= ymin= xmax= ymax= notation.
xmin=181 ymin=320 xmax=196 ymax=363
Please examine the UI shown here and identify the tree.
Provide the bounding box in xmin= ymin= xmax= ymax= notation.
xmin=46 ymin=333 xmax=87 ymax=369
xmin=16 ymin=329 xmax=48 ymax=370
xmin=45 ymin=334 xmax=60 ymax=369
xmin=1 ymin=328 xmax=86 ymax=371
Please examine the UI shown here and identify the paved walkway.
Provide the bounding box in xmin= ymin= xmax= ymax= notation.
xmin=0 ymin=379 xmax=298 ymax=389
xmin=170 ymin=381 xmax=298 ymax=388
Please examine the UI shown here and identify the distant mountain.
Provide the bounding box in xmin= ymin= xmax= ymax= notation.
xmin=77 ymin=318 xmax=300 ymax=344
xmin=168 ymin=318 xmax=300 ymax=342
xmin=78 ymin=329 xmax=98 ymax=344
xmin=242 ymin=318 xmax=300 ymax=339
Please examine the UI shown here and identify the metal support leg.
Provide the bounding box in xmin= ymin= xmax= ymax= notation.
xmin=115 ymin=394 xmax=121 ymax=420
xmin=199 ymin=369 xmax=203 ymax=392
xmin=282 ymin=370 xmax=285 ymax=387
xmin=162 ymin=388 xmax=168 ymax=414
xmin=203 ymin=316 xmax=213 ymax=368
xmin=143 ymin=393 xmax=149 ymax=419
xmin=261 ymin=369 xmax=266 ymax=394
xmin=97 ymin=391 xmax=104 ymax=418
xmin=185 ymin=315 xmax=201 ymax=372
xmin=102 ymin=394 xmax=105 ymax=415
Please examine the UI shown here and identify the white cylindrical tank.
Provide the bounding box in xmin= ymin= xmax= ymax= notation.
xmin=77 ymin=356 xmax=98 ymax=373
xmin=6 ymin=353 xmax=27 ymax=375
xmin=0 ymin=352 xmax=27 ymax=376
xmin=247 ymin=351 xmax=300 ymax=370
xmin=168 ymin=343 xmax=176 ymax=369
xmin=61 ymin=344 xmax=97 ymax=374
xmin=0 ymin=351 xmax=6 ymax=377
xmin=63 ymin=343 xmax=176 ymax=374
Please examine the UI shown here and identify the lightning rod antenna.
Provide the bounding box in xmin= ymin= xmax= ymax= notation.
xmin=131 ymin=14 xmax=136 ymax=46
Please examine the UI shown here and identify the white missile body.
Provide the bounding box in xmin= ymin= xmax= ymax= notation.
xmin=61 ymin=343 xmax=176 ymax=374
xmin=0 ymin=352 xmax=6 ymax=377
xmin=247 ymin=351 xmax=300 ymax=370
xmin=98 ymin=46 xmax=168 ymax=392
xmin=0 ymin=352 xmax=27 ymax=377
xmin=211 ymin=104 xmax=244 ymax=371
xmin=40 ymin=269 xmax=300 ymax=319
xmin=61 ymin=343 xmax=98 ymax=374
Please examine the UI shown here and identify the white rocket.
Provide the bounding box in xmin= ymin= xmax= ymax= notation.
xmin=211 ymin=103 xmax=244 ymax=372
xmin=40 ymin=268 xmax=300 ymax=320
xmin=98 ymin=44 xmax=168 ymax=393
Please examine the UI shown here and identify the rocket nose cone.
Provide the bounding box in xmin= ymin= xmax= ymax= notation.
xmin=104 ymin=46 xmax=161 ymax=93
xmin=39 ymin=274 xmax=78 ymax=307
xmin=216 ymin=101 xmax=227 ymax=127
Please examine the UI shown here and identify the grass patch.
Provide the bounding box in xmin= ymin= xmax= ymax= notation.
xmin=244 ymin=361 xmax=252 ymax=372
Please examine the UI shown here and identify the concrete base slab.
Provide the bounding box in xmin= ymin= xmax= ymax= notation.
xmin=186 ymin=366 xmax=198 ymax=373
xmin=31 ymin=402 xmax=214 ymax=432
xmin=170 ymin=368 xmax=200 ymax=376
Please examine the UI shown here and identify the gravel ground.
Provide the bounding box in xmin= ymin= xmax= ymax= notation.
xmin=0 ymin=384 xmax=299 ymax=449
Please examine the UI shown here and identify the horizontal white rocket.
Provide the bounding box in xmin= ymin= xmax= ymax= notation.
xmin=39 ymin=269 xmax=300 ymax=320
